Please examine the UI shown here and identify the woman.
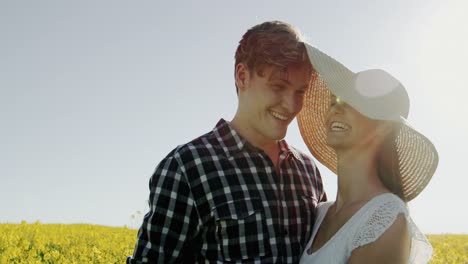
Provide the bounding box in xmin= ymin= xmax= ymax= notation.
xmin=297 ymin=44 xmax=438 ymax=263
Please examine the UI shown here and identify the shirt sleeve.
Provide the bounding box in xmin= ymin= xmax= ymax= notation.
xmin=127 ymin=149 xmax=200 ymax=263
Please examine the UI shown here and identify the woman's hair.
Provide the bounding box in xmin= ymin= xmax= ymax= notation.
xmin=377 ymin=124 xmax=406 ymax=200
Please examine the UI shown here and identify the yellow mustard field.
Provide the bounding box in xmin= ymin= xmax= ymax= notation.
xmin=0 ymin=222 xmax=467 ymax=263
xmin=428 ymin=234 xmax=468 ymax=264
xmin=0 ymin=222 xmax=136 ymax=263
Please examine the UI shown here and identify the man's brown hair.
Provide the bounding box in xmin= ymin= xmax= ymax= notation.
xmin=234 ymin=21 xmax=310 ymax=92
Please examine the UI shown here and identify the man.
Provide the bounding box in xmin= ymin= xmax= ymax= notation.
xmin=127 ymin=21 xmax=326 ymax=263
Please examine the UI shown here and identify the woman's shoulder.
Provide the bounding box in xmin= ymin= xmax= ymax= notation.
xmin=366 ymin=193 xmax=408 ymax=215
xmin=347 ymin=212 xmax=411 ymax=263
xmin=350 ymin=193 xmax=409 ymax=248
xmin=349 ymin=193 xmax=432 ymax=263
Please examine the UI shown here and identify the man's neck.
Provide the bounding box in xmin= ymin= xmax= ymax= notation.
xmin=229 ymin=117 xmax=281 ymax=169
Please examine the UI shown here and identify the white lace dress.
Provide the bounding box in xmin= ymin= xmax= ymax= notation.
xmin=299 ymin=193 xmax=432 ymax=264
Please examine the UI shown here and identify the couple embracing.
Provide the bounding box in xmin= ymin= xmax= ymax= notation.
xmin=128 ymin=20 xmax=438 ymax=263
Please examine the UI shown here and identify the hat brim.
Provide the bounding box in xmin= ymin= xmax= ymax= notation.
xmin=298 ymin=44 xmax=439 ymax=201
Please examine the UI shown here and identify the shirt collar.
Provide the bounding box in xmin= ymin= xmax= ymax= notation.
xmin=212 ymin=119 xmax=250 ymax=156
xmin=213 ymin=119 xmax=302 ymax=161
xmin=278 ymin=138 xmax=303 ymax=161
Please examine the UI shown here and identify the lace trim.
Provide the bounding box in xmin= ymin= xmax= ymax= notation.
xmin=351 ymin=196 xmax=406 ymax=249
xmin=351 ymin=195 xmax=433 ymax=263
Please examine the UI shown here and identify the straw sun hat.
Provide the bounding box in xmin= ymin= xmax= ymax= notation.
xmin=297 ymin=44 xmax=439 ymax=201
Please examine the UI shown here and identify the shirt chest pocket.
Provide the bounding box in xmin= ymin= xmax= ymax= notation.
xmin=211 ymin=198 xmax=271 ymax=262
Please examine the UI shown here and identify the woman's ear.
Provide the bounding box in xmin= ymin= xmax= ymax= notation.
xmin=235 ymin=63 xmax=250 ymax=92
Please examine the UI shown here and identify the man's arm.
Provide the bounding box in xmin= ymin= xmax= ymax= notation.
xmin=127 ymin=153 xmax=200 ymax=263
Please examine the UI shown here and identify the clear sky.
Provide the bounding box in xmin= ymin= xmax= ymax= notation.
xmin=1 ymin=0 xmax=467 ymax=234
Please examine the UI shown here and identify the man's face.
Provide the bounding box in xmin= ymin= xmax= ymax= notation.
xmin=238 ymin=63 xmax=311 ymax=146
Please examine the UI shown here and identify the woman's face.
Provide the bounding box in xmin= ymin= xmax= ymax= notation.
xmin=325 ymin=94 xmax=384 ymax=152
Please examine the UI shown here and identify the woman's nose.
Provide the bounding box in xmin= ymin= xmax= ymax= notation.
xmin=329 ymin=102 xmax=344 ymax=114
